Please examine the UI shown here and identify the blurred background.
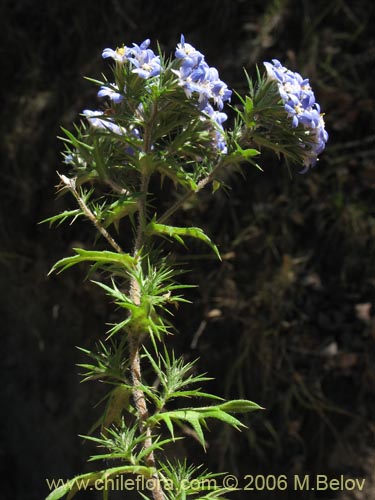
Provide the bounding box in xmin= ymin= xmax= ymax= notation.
xmin=1 ymin=0 xmax=374 ymax=499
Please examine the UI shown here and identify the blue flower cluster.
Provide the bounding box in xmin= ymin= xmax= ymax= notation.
xmin=174 ymin=35 xmax=232 ymax=112
xmin=173 ymin=35 xmax=232 ymax=153
xmin=102 ymin=39 xmax=161 ymax=79
xmin=82 ymin=37 xmax=231 ymax=155
xmin=264 ymin=59 xmax=328 ymax=169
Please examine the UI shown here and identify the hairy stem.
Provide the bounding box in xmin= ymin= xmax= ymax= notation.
xmin=128 ymin=172 xmax=165 ymax=500
xmin=104 ymin=178 xmax=129 ymax=196
xmin=58 ymin=174 xmax=123 ymax=253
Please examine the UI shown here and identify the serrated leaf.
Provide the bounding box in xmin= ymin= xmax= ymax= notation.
xmin=49 ymin=248 xmax=135 ymax=275
xmin=149 ymin=398 xmax=261 ymax=447
xmin=146 ymin=220 xmax=221 ymax=260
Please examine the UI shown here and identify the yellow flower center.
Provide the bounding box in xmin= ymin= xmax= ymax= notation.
xmin=116 ymin=46 xmax=127 ymax=56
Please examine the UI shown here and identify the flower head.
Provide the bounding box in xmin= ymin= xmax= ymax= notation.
xmin=174 ymin=35 xmax=232 ymax=113
xmin=264 ymin=59 xmax=328 ymax=170
xmin=129 ymin=48 xmax=161 ymax=79
xmin=123 ymin=39 xmax=161 ymax=79
xmin=173 ymin=35 xmax=231 ymax=154
xmin=102 ymin=39 xmax=160 ymax=79
xmin=102 ymin=46 xmax=131 ymax=63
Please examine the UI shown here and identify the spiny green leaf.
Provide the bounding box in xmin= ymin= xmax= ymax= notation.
xmin=59 ymin=127 xmax=94 ymax=151
xmin=40 ymin=209 xmax=82 ymax=227
xmin=148 ymin=398 xmax=262 ymax=447
xmin=102 ymin=196 xmax=139 ymax=232
xmin=136 ymin=436 xmax=183 ymax=461
xmin=49 ymin=248 xmax=136 ymax=275
xmin=146 ymin=220 xmax=221 ymax=260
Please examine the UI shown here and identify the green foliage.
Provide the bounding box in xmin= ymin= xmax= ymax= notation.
xmin=148 ymin=401 xmax=260 ymax=450
xmin=77 ymin=339 xmax=128 ymax=383
xmin=146 ymin=219 xmax=221 ymax=260
xmin=93 ymin=278 xmax=171 ymax=340
xmin=82 ymin=419 xmax=176 ymax=464
xmin=142 ymin=347 xmax=221 ymax=407
xmin=90 ymin=259 xmax=191 ymax=340
xmin=41 ymin=208 xmax=83 ymax=227
xmin=156 ymin=460 xmax=237 ymax=499
xmin=102 ymin=194 xmax=139 ymax=232
xmin=49 ymin=248 xmax=136 ymax=277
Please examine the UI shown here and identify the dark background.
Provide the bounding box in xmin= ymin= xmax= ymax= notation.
xmin=1 ymin=1 xmax=374 ymax=499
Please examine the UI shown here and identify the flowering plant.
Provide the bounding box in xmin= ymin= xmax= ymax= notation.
xmin=45 ymin=36 xmax=327 ymax=500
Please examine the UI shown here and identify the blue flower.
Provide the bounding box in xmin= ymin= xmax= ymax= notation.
xmin=130 ymin=49 xmax=161 ymax=79
xmin=121 ymin=39 xmax=161 ymax=79
xmin=82 ymin=110 xmax=125 ymax=135
xmin=102 ymin=46 xmax=131 ymax=63
xmin=97 ymin=84 xmax=124 ymax=103
xmin=264 ymin=59 xmax=328 ymax=169
xmin=175 ymin=34 xmax=204 ymax=68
